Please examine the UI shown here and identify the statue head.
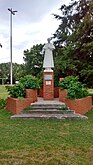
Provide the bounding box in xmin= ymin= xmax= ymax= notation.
xmin=47 ymin=38 xmax=52 ymax=43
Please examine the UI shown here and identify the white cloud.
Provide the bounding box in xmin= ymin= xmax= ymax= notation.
xmin=0 ymin=0 xmax=71 ymax=64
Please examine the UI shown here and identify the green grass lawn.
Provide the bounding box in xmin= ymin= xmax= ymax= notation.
xmin=88 ymin=89 xmax=93 ymax=93
xmin=0 ymin=110 xmax=93 ymax=165
xmin=0 ymin=85 xmax=93 ymax=164
xmin=0 ymin=85 xmax=9 ymax=99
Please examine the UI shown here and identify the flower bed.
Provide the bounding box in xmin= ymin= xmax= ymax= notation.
xmin=59 ymin=76 xmax=92 ymax=114
xmin=6 ymin=75 xmax=39 ymax=114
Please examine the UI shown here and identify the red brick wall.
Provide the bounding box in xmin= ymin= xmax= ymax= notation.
xmin=26 ymin=89 xmax=37 ymax=102
xmin=66 ymin=96 xmax=92 ymax=114
xmin=7 ymin=97 xmax=33 ymax=114
xmin=43 ymin=71 xmax=54 ymax=100
xmin=59 ymin=78 xmax=67 ymax=102
xmin=59 ymin=89 xmax=67 ymax=103
xmin=39 ymin=88 xmax=43 ymax=97
xmin=39 ymin=87 xmax=59 ymax=98
xmin=54 ymin=87 xmax=59 ymax=98
xmin=6 ymin=89 xmax=38 ymax=114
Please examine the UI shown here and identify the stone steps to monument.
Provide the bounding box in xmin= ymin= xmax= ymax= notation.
xmin=11 ymin=113 xmax=88 ymax=120
xmin=23 ymin=103 xmax=75 ymax=114
xmin=10 ymin=99 xmax=88 ymax=120
xmin=23 ymin=109 xmax=75 ymax=114
xmin=24 ymin=103 xmax=68 ymax=111
xmin=29 ymin=104 xmax=66 ymax=109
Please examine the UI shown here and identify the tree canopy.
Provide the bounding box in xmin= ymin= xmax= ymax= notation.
xmin=0 ymin=63 xmax=25 ymax=84
xmin=53 ymin=0 xmax=93 ymax=87
xmin=1 ymin=0 xmax=93 ymax=87
xmin=23 ymin=44 xmax=44 ymax=77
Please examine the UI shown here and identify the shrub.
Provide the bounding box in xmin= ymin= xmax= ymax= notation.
xmin=67 ymin=82 xmax=89 ymax=100
xmin=59 ymin=76 xmax=79 ymax=90
xmin=59 ymin=76 xmax=89 ymax=100
xmin=0 ymin=98 xmax=6 ymax=109
xmin=6 ymin=75 xmax=40 ymax=98
xmin=6 ymin=84 xmax=25 ymax=98
xmin=19 ymin=75 xmax=40 ymax=89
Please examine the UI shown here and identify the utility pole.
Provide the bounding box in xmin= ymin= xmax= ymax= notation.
xmin=8 ymin=8 xmax=17 ymax=85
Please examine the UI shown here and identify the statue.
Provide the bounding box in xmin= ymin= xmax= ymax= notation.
xmin=43 ymin=38 xmax=55 ymax=70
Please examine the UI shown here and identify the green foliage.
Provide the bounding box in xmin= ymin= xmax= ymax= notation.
xmin=37 ymin=71 xmax=43 ymax=88
xmin=59 ymin=76 xmax=89 ymax=100
xmin=87 ymin=89 xmax=93 ymax=103
xmin=0 ymin=85 xmax=8 ymax=99
xmin=53 ymin=0 xmax=93 ymax=87
xmin=38 ymin=77 xmax=43 ymax=88
xmin=59 ymin=76 xmax=79 ymax=90
xmin=80 ymin=65 xmax=93 ymax=88
xmin=6 ymin=84 xmax=25 ymax=98
xmin=23 ymin=44 xmax=44 ymax=76
xmin=6 ymin=75 xmax=40 ymax=98
xmin=1 ymin=109 xmax=93 ymax=164
xmin=0 ymin=98 xmax=6 ymax=109
xmin=19 ymin=75 xmax=40 ymax=89
xmin=54 ymin=0 xmax=93 ymax=47
xmin=0 ymin=63 xmax=25 ymax=84
xmin=67 ymin=82 xmax=89 ymax=100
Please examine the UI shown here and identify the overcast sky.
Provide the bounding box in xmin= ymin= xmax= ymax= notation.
xmin=0 ymin=0 xmax=71 ymax=64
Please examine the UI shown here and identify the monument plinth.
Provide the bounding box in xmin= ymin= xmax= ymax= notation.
xmin=43 ymin=69 xmax=54 ymax=100
xmin=43 ymin=38 xmax=54 ymax=100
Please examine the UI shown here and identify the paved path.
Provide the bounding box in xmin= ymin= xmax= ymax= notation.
xmin=32 ymin=97 xmax=65 ymax=105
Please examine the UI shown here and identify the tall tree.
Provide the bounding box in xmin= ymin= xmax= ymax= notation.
xmin=23 ymin=44 xmax=44 ymax=76
xmin=53 ymin=0 xmax=93 ymax=87
xmin=0 ymin=63 xmax=25 ymax=84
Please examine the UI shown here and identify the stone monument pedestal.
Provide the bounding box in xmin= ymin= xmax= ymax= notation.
xmin=43 ymin=69 xmax=54 ymax=100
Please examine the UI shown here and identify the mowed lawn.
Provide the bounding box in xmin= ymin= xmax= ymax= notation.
xmin=0 ymin=85 xmax=93 ymax=164
xmin=0 ymin=85 xmax=9 ymax=99
xmin=0 ymin=109 xmax=93 ymax=165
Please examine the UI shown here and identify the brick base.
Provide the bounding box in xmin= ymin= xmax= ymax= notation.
xmin=43 ymin=71 xmax=54 ymax=100
xmin=39 ymin=87 xmax=59 ymax=98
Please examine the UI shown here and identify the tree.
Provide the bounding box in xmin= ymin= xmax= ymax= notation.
xmin=53 ymin=0 xmax=93 ymax=87
xmin=0 ymin=63 xmax=25 ymax=84
xmin=23 ymin=44 xmax=44 ymax=76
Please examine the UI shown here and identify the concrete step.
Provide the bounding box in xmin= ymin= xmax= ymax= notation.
xmin=23 ymin=109 xmax=75 ymax=114
xmin=24 ymin=103 xmax=68 ymax=112
xmin=29 ymin=104 xmax=66 ymax=109
xmin=11 ymin=113 xmax=88 ymax=120
xmin=11 ymin=98 xmax=88 ymax=120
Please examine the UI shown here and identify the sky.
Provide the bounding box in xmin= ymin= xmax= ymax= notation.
xmin=0 ymin=0 xmax=71 ymax=64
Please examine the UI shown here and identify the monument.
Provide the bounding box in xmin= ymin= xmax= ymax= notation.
xmin=43 ymin=38 xmax=55 ymax=100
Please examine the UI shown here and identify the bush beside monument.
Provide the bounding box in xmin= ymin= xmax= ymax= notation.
xmin=59 ymin=76 xmax=92 ymax=114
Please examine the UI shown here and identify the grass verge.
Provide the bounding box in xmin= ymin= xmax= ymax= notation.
xmin=0 ymin=109 xmax=93 ymax=164
xmin=0 ymin=85 xmax=8 ymax=99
